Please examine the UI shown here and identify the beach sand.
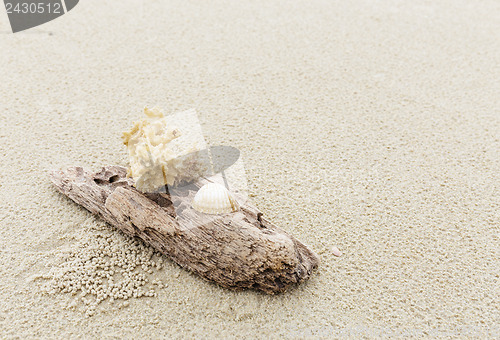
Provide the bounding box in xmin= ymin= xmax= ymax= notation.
xmin=1 ymin=0 xmax=499 ymax=338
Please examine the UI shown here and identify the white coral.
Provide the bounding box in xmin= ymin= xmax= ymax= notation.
xmin=122 ymin=107 xmax=207 ymax=192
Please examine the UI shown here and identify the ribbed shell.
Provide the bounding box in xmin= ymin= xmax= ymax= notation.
xmin=192 ymin=183 xmax=240 ymax=214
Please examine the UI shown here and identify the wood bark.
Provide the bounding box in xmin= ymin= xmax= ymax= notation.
xmin=50 ymin=166 xmax=319 ymax=294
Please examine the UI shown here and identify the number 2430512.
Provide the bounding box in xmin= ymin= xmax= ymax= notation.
xmin=5 ymin=2 xmax=62 ymax=14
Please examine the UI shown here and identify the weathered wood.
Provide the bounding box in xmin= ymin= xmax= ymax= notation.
xmin=50 ymin=166 xmax=319 ymax=294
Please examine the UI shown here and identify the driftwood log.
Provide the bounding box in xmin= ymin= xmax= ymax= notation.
xmin=50 ymin=166 xmax=319 ymax=294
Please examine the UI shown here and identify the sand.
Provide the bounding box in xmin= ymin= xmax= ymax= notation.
xmin=1 ymin=0 xmax=499 ymax=338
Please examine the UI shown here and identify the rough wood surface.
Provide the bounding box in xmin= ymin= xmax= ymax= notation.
xmin=50 ymin=166 xmax=319 ymax=294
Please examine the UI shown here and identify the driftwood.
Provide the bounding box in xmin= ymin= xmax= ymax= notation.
xmin=50 ymin=166 xmax=319 ymax=294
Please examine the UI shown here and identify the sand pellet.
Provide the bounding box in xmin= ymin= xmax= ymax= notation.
xmin=44 ymin=226 xmax=167 ymax=315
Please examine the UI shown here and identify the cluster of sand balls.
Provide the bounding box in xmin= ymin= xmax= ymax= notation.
xmin=47 ymin=226 xmax=167 ymax=316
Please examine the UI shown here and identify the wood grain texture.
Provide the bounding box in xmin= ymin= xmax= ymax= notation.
xmin=50 ymin=166 xmax=319 ymax=294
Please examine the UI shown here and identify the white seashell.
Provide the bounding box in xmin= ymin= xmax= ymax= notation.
xmin=332 ymin=246 xmax=342 ymax=257
xmin=192 ymin=183 xmax=240 ymax=214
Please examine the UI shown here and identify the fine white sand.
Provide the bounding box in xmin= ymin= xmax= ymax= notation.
xmin=1 ymin=0 xmax=499 ymax=338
